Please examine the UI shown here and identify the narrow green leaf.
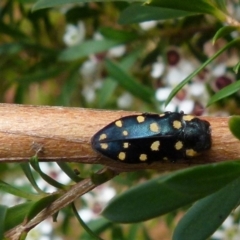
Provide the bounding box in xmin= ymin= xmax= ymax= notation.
xmin=111 ymin=225 xmax=124 ymax=240
xmin=26 ymin=194 xmax=59 ymax=221
xmin=30 ymin=156 xmax=67 ymax=190
xmin=72 ymin=203 xmax=104 ymax=240
xmin=4 ymin=202 xmax=35 ymax=231
xmin=213 ymin=26 xmax=240 ymax=44
xmin=33 ymin=0 xmax=142 ymax=11
xmin=57 ymin=162 xmax=83 ymax=183
xmin=105 ymin=59 xmax=154 ymax=104
xmin=0 ymin=205 xmax=7 ymax=239
xmin=207 ymin=80 xmax=240 ymax=106
xmin=102 ymin=162 xmax=240 ymax=223
xmin=119 ymin=4 xmax=194 ymax=24
xmin=97 ymin=48 xmax=141 ymax=107
xmin=233 ymin=61 xmax=240 ymax=74
xmin=0 ymin=180 xmax=39 ymax=200
xmin=18 ymin=67 xmax=64 ymax=84
xmin=80 ymin=218 xmax=112 ymax=239
xmin=20 ymin=163 xmax=46 ymax=194
xmin=59 ymin=39 xmax=124 ymax=62
xmin=120 ymin=48 xmax=142 ymax=69
xmin=99 ymin=27 xmax=138 ymax=41
xmin=33 ymin=0 xmax=88 ymax=11
xmin=127 ymin=224 xmax=141 ymax=240
xmin=229 ymin=116 xmax=240 ymax=141
xmin=173 ymin=176 xmax=240 ymax=240
xmin=0 ymin=43 xmax=23 ymax=55
xmin=97 ymin=78 xmax=117 ymax=108
xmin=91 ymin=168 xmax=116 ymax=185
xmin=214 ymin=0 xmax=228 ymax=13
xmin=165 ymin=38 xmax=240 ymax=106
xmin=148 ymin=0 xmax=226 ymax=21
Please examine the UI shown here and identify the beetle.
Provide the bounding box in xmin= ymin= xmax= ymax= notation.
xmin=91 ymin=112 xmax=211 ymax=164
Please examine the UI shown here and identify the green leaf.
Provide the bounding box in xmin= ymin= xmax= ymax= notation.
xmin=97 ymin=77 xmax=118 ymax=108
xmin=207 ymin=80 xmax=240 ymax=106
xmin=72 ymin=203 xmax=104 ymax=240
xmin=233 ymin=61 xmax=240 ymax=74
xmin=57 ymin=162 xmax=83 ymax=183
xmin=228 ymin=116 xmax=240 ymax=141
xmin=165 ymin=38 xmax=240 ymax=106
xmin=4 ymin=202 xmax=35 ymax=231
xmin=97 ymin=48 xmax=141 ymax=107
xmin=214 ymin=0 xmax=228 ymax=13
xmin=119 ymin=4 xmax=195 ymax=24
xmin=213 ymin=26 xmax=240 ymax=44
xmin=111 ymin=225 xmax=124 ymax=240
xmin=0 ymin=205 xmax=7 ymax=239
xmin=80 ymin=218 xmax=112 ymax=239
xmin=99 ymin=27 xmax=138 ymax=41
xmin=0 ymin=180 xmax=39 ymax=200
xmin=148 ymin=0 xmax=226 ymax=21
xmin=102 ymin=162 xmax=240 ymax=223
xmin=105 ymin=59 xmax=154 ymax=104
xmin=26 ymin=194 xmax=59 ymax=222
xmin=33 ymin=0 xmax=141 ymax=11
xmin=58 ymin=39 xmax=124 ymax=62
xmin=173 ymin=176 xmax=240 ymax=240
xmin=30 ymin=156 xmax=67 ymax=190
xmin=0 ymin=43 xmax=23 ymax=55
xmin=18 ymin=66 xmax=64 ymax=84
xmin=33 ymin=0 xmax=88 ymax=11
xmin=20 ymin=163 xmax=46 ymax=194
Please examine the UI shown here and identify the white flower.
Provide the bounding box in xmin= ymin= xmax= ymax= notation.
xmin=93 ymin=32 xmax=104 ymax=40
xmin=80 ymin=184 xmax=116 ymax=222
xmin=117 ymin=92 xmax=133 ymax=109
xmin=178 ymin=99 xmax=194 ymax=114
xmin=108 ymin=45 xmax=126 ymax=58
xmin=26 ymin=219 xmax=62 ymax=240
xmin=151 ymin=62 xmax=165 ymax=78
xmin=81 ymin=85 xmax=96 ymax=103
xmin=155 ymin=87 xmax=172 ymax=101
xmin=139 ymin=21 xmax=157 ymax=30
xmin=63 ymin=21 xmax=85 ymax=46
xmin=79 ymin=57 xmax=98 ymax=80
xmin=189 ymin=82 xmax=206 ymax=98
xmin=212 ymin=63 xmax=227 ymax=77
xmin=165 ymin=67 xmax=185 ymax=87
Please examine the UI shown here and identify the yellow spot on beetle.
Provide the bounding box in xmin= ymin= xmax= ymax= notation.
xmin=100 ymin=143 xmax=108 ymax=149
xmin=150 ymin=122 xmax=160 ymax=133
xmin=122 ymin=130 xmax=128 ymax=136
xmin=183 ymin=115 xmax=195 ymax=121
xmin=175 ymin=141 xmax=183 ymax=150
xmin=115 ymin=120 xmax=123 ymax=127
xmin=118 ymin=152 xmax=126 ymax=161
xmin=186 ymin=149 xmax=198 ymax=157
xmin=137 ymin=115 xmax=145 ymax=123
xmin=123 ymin=142 xmax=129 ymax=148
xmin=99 ymin=134 xmax=107 ymax=141
xmin=150 ymin=141 xmax=160 ymax=151
xmin=173 ymin=120 xmax=182 ymax=129
xmin=139 ymin=154 xmax=147 ymax=161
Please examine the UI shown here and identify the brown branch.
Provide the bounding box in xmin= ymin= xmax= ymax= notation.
xmin=1 ymin=103 xmax=239 ymax=239
xmin=0 ymin=103 xmax=238 ymax=172
xmin=4 ymin=167 xmax=118 ymax=240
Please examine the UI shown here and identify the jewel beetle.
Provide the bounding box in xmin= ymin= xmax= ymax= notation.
xmin=91 ymin=112 xmax=211 ymax=164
